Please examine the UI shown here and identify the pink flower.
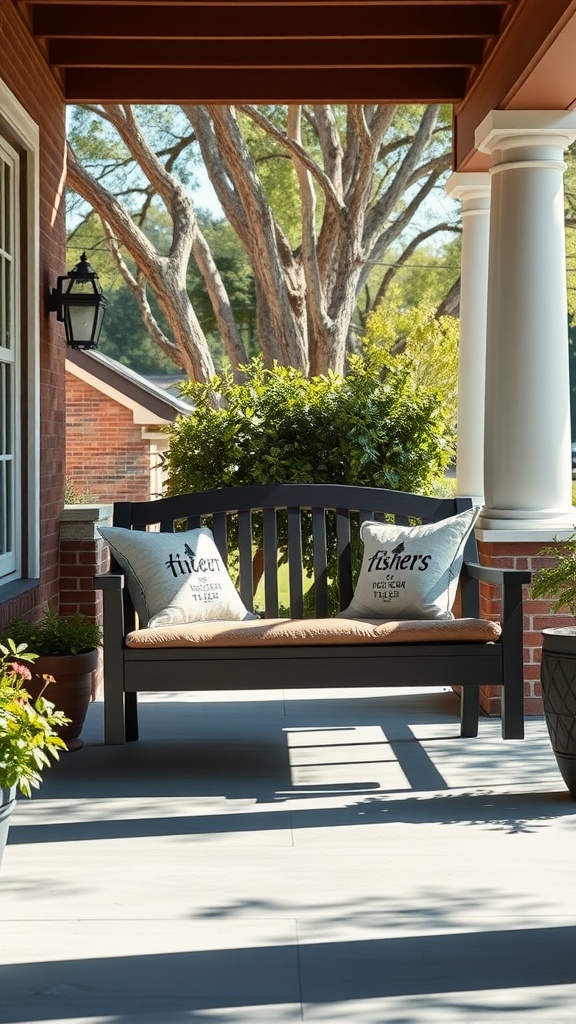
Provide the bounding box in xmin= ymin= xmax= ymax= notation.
xmin=9 ymin=662 xmax=32 ymax=681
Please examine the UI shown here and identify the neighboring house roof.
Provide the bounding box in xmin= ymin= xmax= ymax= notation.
xmin=66 ymin=348 xmax=192 ymax=426
xmin=145 ymin=374 xmax=189 ymax=400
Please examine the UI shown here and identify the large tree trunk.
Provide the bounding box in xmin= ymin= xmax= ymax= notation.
xmin=185 ymin=105 xmax=309 ymax=371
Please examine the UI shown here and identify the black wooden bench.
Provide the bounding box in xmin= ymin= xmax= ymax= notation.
xmin=94 ymin=483 xmax=530 ymax=744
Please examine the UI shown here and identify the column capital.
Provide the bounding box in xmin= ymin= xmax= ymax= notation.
xmin=476 ymin=110 xmax=576 ymax=157
xmin=445 ymin=171 xmax=490 ymax=203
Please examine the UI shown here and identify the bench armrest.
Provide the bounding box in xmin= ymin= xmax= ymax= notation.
xmin=93 ymin=573 xmax=128 ymax=646
xmin=463 ymin=559 xmax=529 ymax=672
xmin=464 ymin=562 xmax=532 ymax=586
xmin=93 ymin=574 xmax=131 ymax=744
xmin=93 ymin=573 xmax=125 ymax=591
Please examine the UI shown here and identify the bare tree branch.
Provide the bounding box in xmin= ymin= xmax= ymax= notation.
xmin=369 ymin=223 xmax=460 ymax=311
xmin=436 ymin=277 xmax=461 ymax=317
xmin=101 ymin=218 xmax=183 ymax=368
xmin=364 ymin=105 xmax=441 ymax=251
xmin=238 ymin=104 xmax=345 ymax=217
xmin=67 ymin=140 xmax=216 ymax=382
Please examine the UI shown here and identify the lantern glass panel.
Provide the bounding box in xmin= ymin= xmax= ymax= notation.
xmin=64 ymin=303 xmax=97 ymax=347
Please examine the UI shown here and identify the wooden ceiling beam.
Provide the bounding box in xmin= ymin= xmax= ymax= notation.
xmin=48 ymin=37 xmax=485 ymax=67
xmin=21 ymin=0 xmax=512 ymax=8
xmin=63 ymin=65 xmax=469 ymax=103
xmin=21 ymin=1 xmax=513 ymax=4
xmin=31 ymin=4 xmax=504 ymax=39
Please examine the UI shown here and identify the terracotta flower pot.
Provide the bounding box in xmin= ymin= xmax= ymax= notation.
xmin=30 ymin=649 xmax=98 ymax=751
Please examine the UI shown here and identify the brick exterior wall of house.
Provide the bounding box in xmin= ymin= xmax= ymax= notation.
xmin=66 ymin=374 xmax=157 ymax=503
xmin=0 ymin=2 xmax=68 ymax=628
xmin=59 ymin=505 xmax=112 ymax=699
xmin=476 ymin=539 xmax=570 ymax=717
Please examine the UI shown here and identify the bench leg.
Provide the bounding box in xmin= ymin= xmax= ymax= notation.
xmin=125 ymin=692 xmax=139 ymax=741
xmin=501 ymin=678 xmax=525 ymax=739
xmin=460 ymin=685 xmax=479 ymax=737
xmin=104 ymin=680 xmax=126 ymax=744
xmin=500 ymin=582 xmax=525 ymax=739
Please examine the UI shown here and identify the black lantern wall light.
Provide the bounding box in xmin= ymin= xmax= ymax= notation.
xmin=49 ymin=252 xmax=108 ymax=350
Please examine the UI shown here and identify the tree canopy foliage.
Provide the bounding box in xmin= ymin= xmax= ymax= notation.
xmin=363 ymin=289 xmax=459 ymax=429
xmin=67 ymin=103 xmax=458 ymax=380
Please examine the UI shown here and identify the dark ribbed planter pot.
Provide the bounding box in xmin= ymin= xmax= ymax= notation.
xmin=29 ymin=649 xmax=98 ymax=752
xmin=540 ymin=628 xmax=576 ymax=798
xmin=0 ymin=786 xmax=17 ymax=871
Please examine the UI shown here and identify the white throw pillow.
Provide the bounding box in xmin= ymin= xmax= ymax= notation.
xmin=99 ymin=525 xmax=258 ymax=627
xmin=338 ymin=507 xmax=480 ymax=621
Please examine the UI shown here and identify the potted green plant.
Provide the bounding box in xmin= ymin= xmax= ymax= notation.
xmin=531 ymin=535 xmax=576 ymax=797
xmin=0 ymin=609 xmax=102 ymax=751
xmin=0 ymin=639 xmax=69 ymax=869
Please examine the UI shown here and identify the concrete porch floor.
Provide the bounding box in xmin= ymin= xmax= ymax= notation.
xmin=1 ymin=684 xmax=575 ymax=1024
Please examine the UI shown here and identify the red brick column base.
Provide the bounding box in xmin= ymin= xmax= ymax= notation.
xmin=476 ymin=539 xmax=571 ymax=717
xmin=59 ymin=504 xmax=112 ymax=699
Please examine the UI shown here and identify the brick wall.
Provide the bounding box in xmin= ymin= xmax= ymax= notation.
xmin=59 ymin=505 xmax=113 ymax=698
xmin=0 ymin=2 xmax=67 ymax=626
xmin=477 ymin=540 xmax=569 ymax=717
xmin=66 ymin=374 xmax=158 ymax=502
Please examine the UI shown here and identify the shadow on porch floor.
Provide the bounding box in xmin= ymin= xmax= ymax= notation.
xmin=1 ymin=685 xmax=575 ymax=1023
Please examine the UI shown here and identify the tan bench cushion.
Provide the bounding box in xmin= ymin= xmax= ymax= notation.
xmin=126 ymin=616 xmax=501 ymax=649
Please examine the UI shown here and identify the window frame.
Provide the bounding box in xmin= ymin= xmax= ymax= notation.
xmin=0 ymin=134 xmax=21 ymax=582
xmin=0 ymin=78 xmax=40 ymax=593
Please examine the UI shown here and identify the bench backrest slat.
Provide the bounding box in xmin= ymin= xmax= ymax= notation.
xmin=335 ymin=509 xmax=354 ymax=610
xmin=395 ymin=514 xmax=411 ymax=526
xmin=311 ymin=508 xmax=329 ymax=617
xmin=287 ymin=507 xmax=304 ymax=618
xmin=237 ymin=510 xmax=254 ymax=613
xmin=263 ymin=508 xmax=279 ymax=617
xmin=211 ymin=512 xmax=229 ymax=569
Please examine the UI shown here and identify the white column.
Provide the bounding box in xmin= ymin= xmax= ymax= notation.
xmin=475 ymin=111 xmax=576 ymax=531
xmin=445 ymin=172 xmax=491 ymax=505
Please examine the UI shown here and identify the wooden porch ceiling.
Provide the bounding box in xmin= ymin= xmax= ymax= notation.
xmin=16 ymin=0 xmax=517 ymax=104
xmin=14 ymin=0 xmax=576 ymax=167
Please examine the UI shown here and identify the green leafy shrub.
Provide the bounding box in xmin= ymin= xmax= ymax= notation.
xmin=166 ymin=349 xmax=455 ymax=496
xmin=164 ymin=351 xmax=456 ymax=613
xmin=532 ymin=536 xmax=576 ymax=617
xmin=362 ymin=290 xmax=459 ymax=431
xmin=65 ymin=479 xmax=97 ymax=505
xmin=1 ymin=608 xmax=102 ymax=657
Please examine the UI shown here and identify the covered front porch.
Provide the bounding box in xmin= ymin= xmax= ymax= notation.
xmin=2 ymin=684 xmax=574 ymax=1022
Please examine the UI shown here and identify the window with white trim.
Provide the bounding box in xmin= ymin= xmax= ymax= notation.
xmin=0 ymin=136 xmax=20 ymax=584
xmin=0 ymin=79 xmax=40 ymax=595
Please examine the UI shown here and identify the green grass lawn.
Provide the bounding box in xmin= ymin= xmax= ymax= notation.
xmin=253 ymin=561 xmax=295 ymax=615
